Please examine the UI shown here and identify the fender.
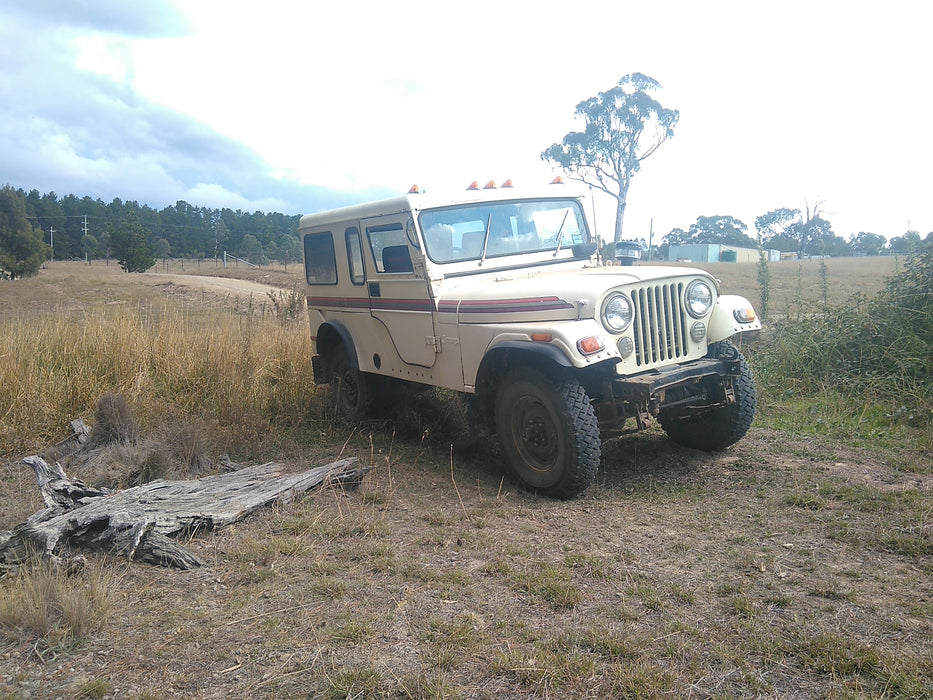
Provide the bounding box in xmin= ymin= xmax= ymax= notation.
xmin=315 ymin=320 xmax=360 ymax=371
xmin=473 ymin=339 xmax=575 ymax=405
xmin=707 ymin=294 xmax=762 ymax=343
xmin=483 ymin=339 xmax=576 ymax=369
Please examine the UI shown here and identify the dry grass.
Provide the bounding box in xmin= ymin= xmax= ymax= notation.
xmin=0 ymin=295 xmax=317 ymax=463
xmin=647 ymin=255 xmax=901 ymax=316
xmin=0 ymin=259 xmax=930 ymax=699
xmin=0 ymin=559 xmax=120 ymax=655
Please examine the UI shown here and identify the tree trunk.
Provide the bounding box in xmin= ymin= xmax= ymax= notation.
xmin=1 ymin=455 xmax=366 ymax=572
xmin=613 ymin=179 xmax=631 ymax=244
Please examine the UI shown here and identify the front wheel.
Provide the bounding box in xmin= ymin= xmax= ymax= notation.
xmin=659 ymin=342 xmax=756 ymax=451
xmin=495 ymin=368 xmax=600 ymax=499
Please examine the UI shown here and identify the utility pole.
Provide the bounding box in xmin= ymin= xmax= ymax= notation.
xmin=647 ymin=218 xmax=654 ymax=262
xmin=49 ymin=226 xmax=55 ymax=261
xmin=82 ymin=215 xmax=90 ymax=264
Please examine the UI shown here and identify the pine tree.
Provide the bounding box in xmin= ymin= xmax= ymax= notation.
xmin=0 ymin=185 xmax=47 ymax=278
xmin=109 ymin=213 xmax=155 ymax=273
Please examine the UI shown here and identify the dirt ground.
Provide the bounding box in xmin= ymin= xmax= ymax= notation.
xmin=3 ymin=425 xmax=931 ymax=699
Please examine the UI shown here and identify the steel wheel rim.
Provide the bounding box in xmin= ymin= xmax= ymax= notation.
xmin=511 ymin=394 xmax=563 ymax=474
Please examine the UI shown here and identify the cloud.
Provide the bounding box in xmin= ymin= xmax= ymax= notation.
xmin=6 ymin=0 xmax=193 ymax=37
xmin=0 ymin=1 xmax=366 ymax=215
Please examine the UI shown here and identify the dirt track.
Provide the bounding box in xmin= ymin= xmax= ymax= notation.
xmin=141 ymin=273 xmax=279 ymax=298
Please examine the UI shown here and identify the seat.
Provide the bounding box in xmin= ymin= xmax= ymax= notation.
xmin=461 ymin=231 xmax=485 ymax=258
xmin=382 ymin=245 xmax=413 ymax=273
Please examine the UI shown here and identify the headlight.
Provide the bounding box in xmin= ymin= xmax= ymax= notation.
xmin=602 ymin=293 xmax=634 ymax=332
xmin=685 ymin=280 xmax=713 ymax=318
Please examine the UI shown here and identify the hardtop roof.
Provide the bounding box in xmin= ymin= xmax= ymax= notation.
xmin=298 ymin=184 xmax=587 ymax=230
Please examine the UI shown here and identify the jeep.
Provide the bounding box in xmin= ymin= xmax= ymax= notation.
xmin=301 ymin=181 xmax=761 ymax=498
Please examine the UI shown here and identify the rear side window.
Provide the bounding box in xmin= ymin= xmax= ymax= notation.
xmin=345 ymin=227 xmax=365 ymax=285
xmin=303 ymin=232 xmax=337 ymax=285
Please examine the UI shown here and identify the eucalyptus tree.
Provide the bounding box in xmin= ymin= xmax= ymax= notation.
xmin=542 ymin=73 xmax=679 ymax=243
xmin=687 ymin=215 xmax=756 ymax=247
xmin=756 ymin=203 xmax=842 ymax=257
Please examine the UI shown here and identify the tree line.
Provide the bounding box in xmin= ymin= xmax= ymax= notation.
xmin=0 ymin=184 xmax=301 ymax=276
xmin=654 ymin=209 xmax=931 ymax=261
xmin=3 ymin=177 xmax=931 ymax=279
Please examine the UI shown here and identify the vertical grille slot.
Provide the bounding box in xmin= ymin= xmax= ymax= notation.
xmin=630 ymin=282 xmax=687 ymax=367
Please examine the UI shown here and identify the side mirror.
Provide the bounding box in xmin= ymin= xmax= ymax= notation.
xmin=572 ymin=242 xmax=598 ymax=259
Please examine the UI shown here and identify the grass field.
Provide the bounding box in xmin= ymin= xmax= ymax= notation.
xmin=1 ymin=258 xmax=930 ymax=699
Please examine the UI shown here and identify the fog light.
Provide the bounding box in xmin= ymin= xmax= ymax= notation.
xmin=690 ymin=321 xmax=706 ymax=342
xmin=733 ymin=307 xmax=757 ymax=323
xmin=617 ymin=336 xmax=634 ymax=358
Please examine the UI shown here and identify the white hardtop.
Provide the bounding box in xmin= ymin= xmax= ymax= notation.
xmin=298 ymin=184 xmax=588 ymax=231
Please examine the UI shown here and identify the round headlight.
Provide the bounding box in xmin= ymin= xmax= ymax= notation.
xmin=685 ymin=280 xmax=713 ymax=318
xmin=602 ymin=293 xmax=634 ymax=332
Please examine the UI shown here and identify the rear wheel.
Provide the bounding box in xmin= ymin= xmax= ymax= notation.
xmin=659 ymin=342 xmax=756 ymax=451
xmin=495 ymin=368 xmax=600 ymax=499
xmin=326 ymin=344 xmax=371 ymax=422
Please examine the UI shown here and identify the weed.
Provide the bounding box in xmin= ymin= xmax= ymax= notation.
xmin=265 ymin=285 xmax=306 ymax=325
xmin=72 ymin=677 xmax=112 ymax=698
xmin=323 ymin=667 xmax=387 ymax=699
xmin=794 ymin=632 xmax=881 ymax=677
xmin=0 ymin=559 xmax=118 ymax=654
xmin=510 ymin=564 xmax=582 ymax=610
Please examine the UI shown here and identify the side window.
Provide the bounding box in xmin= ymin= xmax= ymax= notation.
xmin=303 ymin=232 xmax=337 ymax=285
xmin=367 ymin=223 xmax=412 ymax=273
xmin=345 ymin=227 xmax=365 ymax=285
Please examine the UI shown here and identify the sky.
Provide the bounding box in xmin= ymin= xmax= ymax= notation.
xmin=2 ymin=0 xmax=931 ymax=242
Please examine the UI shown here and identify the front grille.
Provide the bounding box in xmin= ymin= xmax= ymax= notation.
xmin=630 ymin=283 xmax=688 ymax=366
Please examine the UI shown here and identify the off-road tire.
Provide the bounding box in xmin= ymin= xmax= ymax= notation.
xmin=659 ymin=343 xmax=756 ymax=451
xmin=327 ymin=344 xmax=372 ymax=422
xmin=495 ymin=367 xmax=600 ymax=499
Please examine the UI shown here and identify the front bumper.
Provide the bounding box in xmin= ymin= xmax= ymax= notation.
xmin=614 ymin=356 xmax=739 ymax=404
xmin=593 ymin=350 xmax=743 ymax=432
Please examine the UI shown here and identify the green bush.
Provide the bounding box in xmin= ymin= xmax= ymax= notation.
xmin=750 ymin=252 xmax=933 ymax=424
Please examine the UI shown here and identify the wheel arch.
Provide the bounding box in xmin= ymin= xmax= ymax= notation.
xmin=316 ymin=321 xmax=360 ymax=375
xmin=474 ymin=342 xmax=574 ymax=431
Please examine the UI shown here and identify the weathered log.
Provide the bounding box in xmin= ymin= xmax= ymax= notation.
xmin=1 ymin=455 xmax=366 ymax=572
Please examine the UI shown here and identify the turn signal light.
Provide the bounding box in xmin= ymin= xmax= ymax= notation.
xmin=733 ymin=307 xmax=757 ymax=323
xmin=531 ymin=332 xmax=553 ymax=342
xmin=577 ymin=335 xmax=604 ymax=355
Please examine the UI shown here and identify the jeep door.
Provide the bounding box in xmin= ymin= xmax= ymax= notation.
xmin=362 ymin=215 xmax=437 ymax=368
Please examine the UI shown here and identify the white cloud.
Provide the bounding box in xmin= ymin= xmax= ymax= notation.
xmin=73 ymin=35 xmax=131 ymax=81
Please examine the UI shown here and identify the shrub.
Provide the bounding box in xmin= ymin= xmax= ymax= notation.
xmin=750 ymin=252 xmax=933 ymax=425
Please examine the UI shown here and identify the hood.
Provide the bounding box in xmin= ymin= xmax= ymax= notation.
xmin=435 ymin=264 xmax=713 ymax=322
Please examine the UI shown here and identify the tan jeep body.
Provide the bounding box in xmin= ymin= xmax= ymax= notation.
xmin=301 ymin=184 xmax=761 ymax=498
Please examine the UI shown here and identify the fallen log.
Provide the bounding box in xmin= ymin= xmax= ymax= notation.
xmin=1 ymin=455 xmax=366 ymax=572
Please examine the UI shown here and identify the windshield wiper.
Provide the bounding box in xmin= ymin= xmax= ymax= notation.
xmin=552 ymin=210 xmax=570 ymax=256
xmin=478 ymin=212 xmax=492 ymax=266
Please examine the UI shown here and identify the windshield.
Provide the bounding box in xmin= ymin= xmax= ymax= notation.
xmin=419 ymin=199 xmax=589 ymax=263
